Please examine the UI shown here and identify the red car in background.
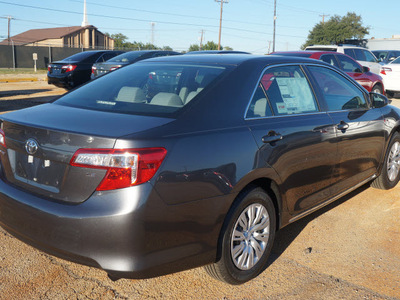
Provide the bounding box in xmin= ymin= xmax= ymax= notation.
xmin=272 ymin=51 xmax=385 ymax=95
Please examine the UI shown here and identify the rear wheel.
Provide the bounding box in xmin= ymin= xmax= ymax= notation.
xmin=372 ymin=132 xmax=400 ymax=189
xmin=371 ymin=84 xmax=383 ymax=94
xmin=386 ymin=91 xmax=395 ymax=98
xmin=204 ymin=187 xmax=276 ymax=285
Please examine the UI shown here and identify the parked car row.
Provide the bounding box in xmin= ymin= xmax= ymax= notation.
xmin=271 ymin=50 xmax=385 ymax=94
xmin=5 ymin=52 xmax=400 ymax=286
xmin=48 ymin=50 xmax=247 ymax=90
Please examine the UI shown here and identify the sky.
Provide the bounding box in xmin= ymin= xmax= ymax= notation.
xmin=0 ymin=0 xmax=398 ymax=54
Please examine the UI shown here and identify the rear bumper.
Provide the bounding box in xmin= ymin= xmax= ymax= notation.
xmin=47 ymin=74 xmax=72 ymax=89
xmin=0 ymin=178 xmax=228 ymax=278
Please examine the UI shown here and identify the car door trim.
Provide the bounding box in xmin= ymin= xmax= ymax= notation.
xmin=288 ymin=174 xmax=376 ymax=223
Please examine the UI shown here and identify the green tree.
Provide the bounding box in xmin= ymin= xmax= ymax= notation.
xmin=203 ymin=41 xmax=220 ymax=50
xmin=188 ymin=41 xmax=230 ymax=52
xmin=188 ymin=44 xmax=200 ymax=52
xmin=302 ymin=12 xmax=369 ymax=49
xmin=108 ymin=33 xmax=129 ymax=48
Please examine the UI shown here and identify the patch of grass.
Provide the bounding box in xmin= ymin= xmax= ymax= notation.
xmin=0 ymin=68 xmax=47 ymax=75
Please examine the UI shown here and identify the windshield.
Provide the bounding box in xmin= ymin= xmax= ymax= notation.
xmin=391 ymin=56 xmax=400 ymax=64
xmin=107 ymin=51 xmax=147 ymax=63
xmin=55 ymin=62 xmax=229 ymax=117
xmin=372 ymin=51 xmax=388 ymax=60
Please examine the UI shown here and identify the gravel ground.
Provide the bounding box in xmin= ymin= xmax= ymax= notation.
xmin=0 ymin=80 xmax=399 ymax=300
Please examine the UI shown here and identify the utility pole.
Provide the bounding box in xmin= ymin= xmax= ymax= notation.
xmin=1 ymin=16 xmax=14 ymax=45
xmin=199 ymin=30 xmax=204 ymax=50
xmin=272 ymin=0 xmax=277 ymax=52
xmin=319 ymin=14 xmax=330 ymax=24
xmin=150 ymin=22 xmax=155 ymax=45
xmin=215 ymin=0 xmax=228 ymax=50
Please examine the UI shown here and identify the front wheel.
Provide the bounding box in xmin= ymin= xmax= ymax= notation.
xmin=204 ymin=187 xmax=276 ymax=285
xmin=372 ymin=132 xmax=400 ymax=189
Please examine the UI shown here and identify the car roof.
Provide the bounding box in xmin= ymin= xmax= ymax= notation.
xmin=272 ymin=50 xmax=345 ymax=55
xmin=185 ymin=50 xmax=250 ymax=55
xmin=135 ymin=53 xmax=328 ymax=66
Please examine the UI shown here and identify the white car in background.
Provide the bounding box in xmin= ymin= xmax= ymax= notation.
xmin=380 ymin=56 xmax=400 ymax=97
xmin=305 ymin=45 xmax=381 ymax=74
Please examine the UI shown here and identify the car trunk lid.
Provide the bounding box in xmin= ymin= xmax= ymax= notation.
xmin=0 ymin=103 xmax=173 ymax=203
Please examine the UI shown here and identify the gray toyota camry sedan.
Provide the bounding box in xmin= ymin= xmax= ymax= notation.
xmin=0 ymin=54 xmax=399 ymax=285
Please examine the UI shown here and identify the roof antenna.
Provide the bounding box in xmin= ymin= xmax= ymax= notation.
xmin=81 ymin=0 xmax=89 ymax=27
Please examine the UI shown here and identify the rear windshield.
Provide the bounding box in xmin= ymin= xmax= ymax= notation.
xmin=55 ymin=62 xmax=229 ymax=117
xmin=62 ymin=51 xmax=97 ymax=62
xmin=107 ymin=51 xmax=147 ymax=63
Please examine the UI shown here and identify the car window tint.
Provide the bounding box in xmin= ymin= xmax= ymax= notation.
xmin=246 ymin=84 xmax=273 ymax=118
xmin=101 ymin=52 xmax=118 ymax=62
xmin=344 ymin=49 xmax=355 ymax=59
xmin=55 ymin=63 xmax=228 ymax=117
xmin=336 ymin=55 xmax=362 ymax=73
xmin=353 ymin=49 xmax=367 ymax=61
xmin=308 ymin=66 xmax=367 ymax=111
xmin=259 ymin=65 xmax=318 ymax=115
xmin=320 ymin=54 xmax=340 ymax=68
xmin=364 ymin=50 xmax=377 ymax=63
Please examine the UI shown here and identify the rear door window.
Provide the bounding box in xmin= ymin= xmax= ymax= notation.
xmin=353 ymin=49 xmax=367 ymax=61
xmin=336 ymin=55 xmax=362 ymax=73
xmin=344 ymin=49 xmax=356 ymax=59
xmin=258 ymin=65 xmax=319 ymax=115
xmin=320 ymin=54 xmax=340 ymax=68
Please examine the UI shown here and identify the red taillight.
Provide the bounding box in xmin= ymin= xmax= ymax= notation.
xmin=110 ymin=66 xmax=120 ymax=71
xmin=48 ymin=64 xmax=51 ymax=72
xmin=91 ymin=66 xmax=96 ymax=74
xmin=380 ymin=67 xmax=392 ymax=75
xmin=70 ymin=148 xmax=167 ymax=191
xmin=61 ymin=64 xmax=77 ymax=73
xmin=0 ymin=129 xmax=6 ymax=148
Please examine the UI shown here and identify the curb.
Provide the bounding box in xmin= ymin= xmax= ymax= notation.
xmin=0 ymin=77 xmax=45 ymax=83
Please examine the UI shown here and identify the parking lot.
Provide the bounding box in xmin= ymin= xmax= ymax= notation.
xmin=0 ymin=79 xmax=399 ymax=299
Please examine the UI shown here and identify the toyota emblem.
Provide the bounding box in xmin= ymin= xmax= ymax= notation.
xmin=25 ymin=139 xmax=39 ymax=155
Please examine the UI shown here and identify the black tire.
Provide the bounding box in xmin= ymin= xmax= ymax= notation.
xmin=372 ymin=132 xmax=400 ymax=189
xmin=204 ymin=187 xmax=276 ymax=285
xmin=386 ymin=91 xmax=395 ymax=98
xmin=371 ymin=84 xmax=383 ymax=94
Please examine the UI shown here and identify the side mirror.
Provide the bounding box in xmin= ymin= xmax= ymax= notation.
xmin=370 ymin=92 xmax=389 ymax=108
xmin=362 ymin=66 xmax=370 ymax=73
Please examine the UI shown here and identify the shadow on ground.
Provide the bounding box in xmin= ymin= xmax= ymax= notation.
xmin=0 ymin=95 xmax=59 ymax=112
xmin=267 ymin=184 xmax=370 ymax=264
xmin=0 ymin=89 xmax=53 ymax=98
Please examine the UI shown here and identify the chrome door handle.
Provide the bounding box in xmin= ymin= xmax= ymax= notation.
xmin=262 ymin=132 xmax=283 ymax=144
xmin=337 ymin=121 xmax=349 ymax=131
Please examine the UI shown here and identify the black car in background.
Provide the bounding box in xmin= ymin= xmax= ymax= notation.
xmin=48 ymin=50 xmax=124 ymax=89
xmin=372 ymin=50 xmax=400 ymax=65
xmin=91 ymin=50 xmax=180 ymax=79
xmin=1 ymin=55 xmax=399 ymax=285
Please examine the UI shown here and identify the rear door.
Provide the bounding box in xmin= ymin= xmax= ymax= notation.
xmin=246 ymin=64 xmax=337 ymax=215
xmin=307 ymin=65 xmax=385 ymax=196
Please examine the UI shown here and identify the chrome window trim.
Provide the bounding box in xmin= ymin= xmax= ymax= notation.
xmin=246 ymin=111 xmax=328 ymax=121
